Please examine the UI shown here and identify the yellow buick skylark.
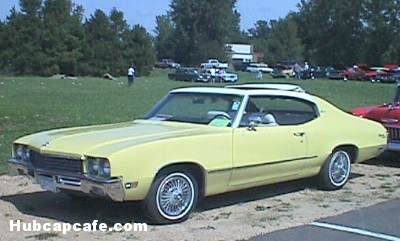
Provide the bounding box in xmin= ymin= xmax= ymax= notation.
xmin=8 ymin=84 xmax=387 ymax=223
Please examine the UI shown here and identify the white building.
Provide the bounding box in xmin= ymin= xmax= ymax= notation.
xmin=225 ymin=44 xmax=254 ymax=63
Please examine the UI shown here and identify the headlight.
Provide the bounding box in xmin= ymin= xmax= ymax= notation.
xmin=14 ymin=144 xmax=30 ymax=162
xmin=87 ymin=158 xmax=111 ymax=179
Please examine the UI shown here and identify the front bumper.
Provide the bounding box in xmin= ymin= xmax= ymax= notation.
xmin=8 ymin=158 xmax=125 ymax=201
xmin=388 ymin=142 xmax=400 ymax=152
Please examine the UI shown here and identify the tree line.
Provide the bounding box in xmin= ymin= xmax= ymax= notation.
xmin=0 ymin=0 xmax=399 ymax=77
xmin=156 ymin=0 xmax=400 ymax=68
xmin=0 ymin=0 xmax=155 ymax=76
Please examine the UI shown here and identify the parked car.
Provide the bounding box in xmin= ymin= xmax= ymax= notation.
xmin=393 ymin=70 xmax=400 ymax=83
xmin=168 ymin=68 xmax=204 ymax=82
xmin=246 ymin=63 xmax=273 ymax=73
xmin=343 ymin=67 xmax=366 ymax=81
xmin=271 ymin=69 xmax=287 ymax=79
xmin=9 ymin=84 xmax=387 ymax=224
xmin=232 ymin=60 xmax=251 ymax=71
xmin=217 ymin=71 xmax=239 ymax=82
xmin=352 ymin=84 xmax=400 ymax=152
xmin=371 ymin=70 xmax=396 ymax=83
xmin=271 ymin=64 xmax=293 ymax=78
xmin=200 ymin=69 xmax=238 ymax=83
xmin=155 ymin=59 xmax=181 ymax=69
xmin=310 ymin=66 xmax=326 ymax=79
xmin=200 ymin=59 xmax=228 ymax=69
xmin=325 ymin=67 xmax=344 ymax=80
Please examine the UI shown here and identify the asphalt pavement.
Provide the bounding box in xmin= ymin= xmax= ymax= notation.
xmin=250 ymin=199 xmax=400 ymax=241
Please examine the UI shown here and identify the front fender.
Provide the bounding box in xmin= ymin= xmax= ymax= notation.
xmin=107 ymin=130 xmax=233 ymax=200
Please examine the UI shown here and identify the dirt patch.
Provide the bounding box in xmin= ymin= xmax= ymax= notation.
xmin=0 ymin=162 xmax=399 ymax=241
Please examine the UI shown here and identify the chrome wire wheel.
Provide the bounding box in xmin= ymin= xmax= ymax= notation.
xmin=156 ymin=173 xmax=195 ymax=220
xmin=328 ymin=151 xmax=351 ymax=186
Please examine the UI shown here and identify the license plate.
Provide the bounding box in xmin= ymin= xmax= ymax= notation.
xmin=38 ymin=175 xmax=57 ymax=192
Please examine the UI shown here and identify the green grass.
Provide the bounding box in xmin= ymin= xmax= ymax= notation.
xmin=0 ymin=69 xmax=394 ymax=174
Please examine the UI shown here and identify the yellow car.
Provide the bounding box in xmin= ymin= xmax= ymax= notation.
xmin=8 ymin=84 xmax=387 ymax=223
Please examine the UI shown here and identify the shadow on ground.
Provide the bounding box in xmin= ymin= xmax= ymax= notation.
xmin=364 ymin=152 xmax=400 ymax=168
xmin=1 ymin=174 xmax=363 ymax=225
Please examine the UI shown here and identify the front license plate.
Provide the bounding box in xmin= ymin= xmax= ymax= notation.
xmin=38 ymin=175 xmax=57 ymax=192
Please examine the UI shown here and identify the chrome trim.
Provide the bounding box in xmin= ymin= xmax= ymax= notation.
xmin=8 ymin=159 xmax=125 ymax=202
xmin=58 ymin=176 xmax=81 ymax=186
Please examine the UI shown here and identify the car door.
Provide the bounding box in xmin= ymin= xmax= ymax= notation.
xmin=230 ymin=95 xmax=319 ymax=187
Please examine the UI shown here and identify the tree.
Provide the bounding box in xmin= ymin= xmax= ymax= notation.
xmin=248 ymin=20 xmax=271 ymax=62
xmin=248 ymin=17 xmax=304 ymax=64
xmin=123 ymin=25 xmax=156 ymax=76
xmin=361 ymin=0 xmax=399 ymax=65
xmin=109 ymin=8 xmax=130 ymax=75
xmin=41 ymin=0 xmax=85 ymax=76
xmin=266 ymin=17 xmax=304 ymax=63
xmin=83 ymin=10 xmax=155 ymax=76
xmin=2 ymin=0 xmax=43 ymax=75
xmin=154 ymin=15 xmax=175 ymax=60
xmin=169 ymin=0 xmax=241 ymax=65
xmin=83 ymin=10 xmax=116 ymax=76
xmin=296 ymin=0 xmax=364 ymax=66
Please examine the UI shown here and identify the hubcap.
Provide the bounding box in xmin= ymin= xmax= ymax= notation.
xmin=329 ymin=151 xmax=351 ymax=186
xmin=156 ymin=173 xmax=194 ymax=220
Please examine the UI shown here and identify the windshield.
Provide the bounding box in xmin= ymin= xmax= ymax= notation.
xmin=145 ymin=92 xmax=243 ymax=126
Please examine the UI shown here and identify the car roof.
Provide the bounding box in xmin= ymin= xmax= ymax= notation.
xmin=226 ymin=84 xmax=305 ymax=92
xmin=170 ymin=85 xmax=315 ymax=103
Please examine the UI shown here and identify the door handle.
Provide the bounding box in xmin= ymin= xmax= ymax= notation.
xmin=293 ymin=132 xmax=305 ymax=137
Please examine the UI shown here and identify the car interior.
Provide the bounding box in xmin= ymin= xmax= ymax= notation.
xmin=239 ymin=96 xmax=318 ymax=127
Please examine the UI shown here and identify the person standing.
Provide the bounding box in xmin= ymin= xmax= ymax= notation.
xmin=209 ymin=67 xmax=216 ymax=82
xmin=128 ymin=65 xmax=135 ymax=87
xmin=256 ymin=70 xmax=263 ymax=80
xmin=293 ymin=62 xmax=302 ymax=80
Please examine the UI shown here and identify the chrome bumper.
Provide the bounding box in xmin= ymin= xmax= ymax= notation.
xmin=8 ymin=158 xmax=125 ymax=202
xmin=387 ymin=142 xmax=400 ymax=152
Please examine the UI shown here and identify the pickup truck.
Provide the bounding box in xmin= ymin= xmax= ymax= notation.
xmin=200 ymin=59 xmax=228 ymax=69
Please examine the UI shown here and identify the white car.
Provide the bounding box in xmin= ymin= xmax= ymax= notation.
xmin=201 ymin=59 xmax=229 ymax=69
xmin=246 ymin=63 xmax=274 ymax=73
xmin=218 ymin=72 xmax=239 ymax=82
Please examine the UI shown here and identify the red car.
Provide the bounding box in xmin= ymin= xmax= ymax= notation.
xmin=352 ymin=85 xmax=400 ymax=151
xmin=343 ymin=67 xmax=366 ymax=80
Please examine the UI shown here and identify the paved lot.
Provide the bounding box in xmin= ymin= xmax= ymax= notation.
xmin=251 ymin=199 xmax=400 ymax=241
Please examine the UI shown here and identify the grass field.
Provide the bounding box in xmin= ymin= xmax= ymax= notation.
xmin=0 ymin=69 xmax=395 ymax=174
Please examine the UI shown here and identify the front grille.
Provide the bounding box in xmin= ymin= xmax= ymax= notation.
xmin=30 ymin=151 xmax=83 ymax=176
xmin=388 ymin=127 xmax=400 ymax=142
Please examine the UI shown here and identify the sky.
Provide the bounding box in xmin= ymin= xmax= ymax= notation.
xmin=0 ymin=0 xmax=300 ymax=32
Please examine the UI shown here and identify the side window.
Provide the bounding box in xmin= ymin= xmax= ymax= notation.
xmin=239 ymin=96 xmax=318 ymax=127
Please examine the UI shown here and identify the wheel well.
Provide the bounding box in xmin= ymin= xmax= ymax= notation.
xmin=334 ymin=145 xmax=359 ymax=163
xmin=156 ymin=163 xmax=206 ymax=198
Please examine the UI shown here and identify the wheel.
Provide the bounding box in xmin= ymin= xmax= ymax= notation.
xmin=318 ymin=149 xmax=351 ymax=190
xmin=142 ymin=170 xmax=198 ymax=224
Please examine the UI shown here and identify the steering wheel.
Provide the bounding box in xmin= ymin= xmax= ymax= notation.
xmin=208 ymin=111 xmax=232 ymax=125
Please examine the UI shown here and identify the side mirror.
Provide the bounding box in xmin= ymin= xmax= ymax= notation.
xmin=247 ymin=121 xmax=257 ymax=131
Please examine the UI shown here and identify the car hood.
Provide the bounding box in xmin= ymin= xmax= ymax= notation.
xmin=16 ymin=120 xmax=216 ymax=157
xmin=360 ymin=104 xmax=400 ymax=126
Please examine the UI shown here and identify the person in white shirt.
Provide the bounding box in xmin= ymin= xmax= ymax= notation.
xmin=128 ymin=65 xmax=135 ymax=86
xmin=209 ymin=67 xmax=216 ymax=82
xmin=304 ymin=61 xmax=309 ymax=71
